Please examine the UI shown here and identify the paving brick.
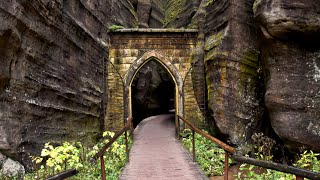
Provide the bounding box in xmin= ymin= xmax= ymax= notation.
xmin=120 ymin=115 xmax=208 ymax=180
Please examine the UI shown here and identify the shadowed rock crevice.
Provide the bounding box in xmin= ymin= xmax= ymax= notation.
xmin=132 ymin=60 xmax=175 ymax=127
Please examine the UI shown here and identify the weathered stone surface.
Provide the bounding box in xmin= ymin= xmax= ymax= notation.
xmin=102 ymin=0 xmax=138 ymax=28
xmin=1 ymin=158 xmax=25 ymax=177
xmin=0 ymin=0 xmax=137 ymax=170
xmin=0 ymin=152 xmax=7 ymax=166
xmin=140 ymin=0 xmax=201 ymax=28
xmin=204 ymin=0 xmax=263 ymax=146
xmin=254 ymin=0 xmax=320 ymax=40
xmin=137 ymin=0 xmax=152 ymax=28
xmin=255 ymin=0 xmax=320 ymax=150
xmin=1 ymin=0 xmax=319 ymax=170
xmin=190 ymin=0 xmax=220 ymax=133
xmin=107 ymin=31 xmax=201 ymax=130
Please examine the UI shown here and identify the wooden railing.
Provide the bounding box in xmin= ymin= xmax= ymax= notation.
xmin=91 ymin=117 xmax=133 ymax=180
xmin=177 ymin=115 xmax=320 ymax=180
xmin=45 ymin=169 xmax=79 ymax=180
xmin=177 ymin=115 xmax=235 ymax=180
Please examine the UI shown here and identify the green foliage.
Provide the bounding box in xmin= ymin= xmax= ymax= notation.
xmin=236 ymin=163 xmax=294 ymax=180
xmin=21 ymin=131 xmax=132 ymax=180
xmin=295 ymin=150 xmax=320 ymax=172
xmin=236 ymin=150 xmax=320 ymax=179
xmin=180 ymin=129 xmax=231 ymax=176
xmin=251 ymin=133 xmax=276 ymax=161
xmin=205 ymin=0 xmax=214 ymax=7
xmin=180 ymin=129 xmax=320 ymax=179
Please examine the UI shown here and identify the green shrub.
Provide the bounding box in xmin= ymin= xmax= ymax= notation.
xmin=236 ymin=150 xmax=320 ymax=180
xmin=20 ymin=131 xmax=132 ymax=180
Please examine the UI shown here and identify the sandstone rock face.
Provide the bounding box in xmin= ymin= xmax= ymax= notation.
xmin=204 ymin=0 xmax=264 ymax=146
xmin=136 ymin=0 xmax=201 ymax=28
xmin=0 ymin=152 xmax=6 ymax=165
xmin=0 ymin=0 xmax=136 ymax=169
xmin=190 ymin=0 xmax=220 ymax=134
xmin=255 ymin=0 xmax=320 ymax=150
xmin=1 ymin=0 xmax=319 ymax=170
xmin=254 ymin=0 xmax=320 ymax=40
xmin=137 ymin=0 xmax=152 ymax=28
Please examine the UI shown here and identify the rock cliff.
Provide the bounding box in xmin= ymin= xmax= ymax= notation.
xmin=135 ymin=0 xmax=201 ymax=28
xmin=192 ymin=0 xmax=320 ymax=152
xmin=203 ymin=0 xmax=264 ymax=147
xmin=0 ymin=0 xmax=319 ymax=170
xmin=255 ymin=0 xmax=320 ymax=151
xmin=0 ymin=0 xmax=137 ymax=170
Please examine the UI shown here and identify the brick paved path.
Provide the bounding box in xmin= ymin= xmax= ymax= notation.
xmin=120 ymin=114 xmax=208 ymax=180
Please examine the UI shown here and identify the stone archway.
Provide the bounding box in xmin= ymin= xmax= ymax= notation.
xmin=106 ymin=29 xmax=199 ymax=131
xmin=124 ymin=50 xmax=183 ymax=125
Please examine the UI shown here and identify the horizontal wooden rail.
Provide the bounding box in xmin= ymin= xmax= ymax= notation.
xmin=45 ymin=169 xmax=79 ymax=180
xmin=177 ymin=115 xmax=320 ymax=180
xmin=234 ymin=156 xmax=320 ymax=180
xmin=177 ymin=115 xmax=236 ymax=154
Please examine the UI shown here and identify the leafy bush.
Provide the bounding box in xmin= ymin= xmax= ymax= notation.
xmin=295 ymin=150 xmax=320 ymax=172
xmin=251 ymin=132 xmax=276 ymax=161
xmin=236 ymin=133 xmax=320 ymax=179
xmin=21 ymin=131 xmax=132 ymax=180
xmin=180 ymin=129 xmax=231 ymax=176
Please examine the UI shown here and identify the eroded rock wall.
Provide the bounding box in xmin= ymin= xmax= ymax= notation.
xmin=135 ymin=0 xmax=201 ymax=28
xmin=204 ymin=0 xmax=264 ymax=147
xmin=255 ymin=0 xmax=320 ymax=151
xmin=201 ymin=0 xmax=320 ymax=152
xmin=0 ymin=0 xmax=137 ymax=169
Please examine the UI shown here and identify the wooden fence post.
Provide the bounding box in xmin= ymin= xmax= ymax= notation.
xmin=192 ymin=130 xmax=195 ymax=162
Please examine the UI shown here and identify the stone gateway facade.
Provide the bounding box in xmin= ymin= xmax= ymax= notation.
xmin=106 ymin=29 xmax=204 ymax=130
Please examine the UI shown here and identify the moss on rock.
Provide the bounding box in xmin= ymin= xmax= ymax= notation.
xmin=163 ymin=0 xmax=187 ymax=27
xmin=239 ymin=49 xmax=260 ymax=76
xmin=204 ymin=32 xmax=224 ymax=51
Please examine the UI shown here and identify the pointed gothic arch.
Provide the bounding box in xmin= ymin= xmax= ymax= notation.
xmin=123 ymin=50 xmax=184 ymax=124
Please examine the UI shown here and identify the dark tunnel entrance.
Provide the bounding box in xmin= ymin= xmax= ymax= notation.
xmin=131 ymin=59 xmax=175 ymax=127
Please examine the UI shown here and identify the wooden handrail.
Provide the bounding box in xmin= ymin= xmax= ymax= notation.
xmin=45 ymin=169 xmax=79 ymax=180
xmin=177 ymin=115 xmax=236 ymax=154
xmin=92 ymin=118 xmax=133 ymax=160
xmin=177 ymin=115 xmax=320 ymax=180
xmin=234 ymin=156 xmax=320 ymax=180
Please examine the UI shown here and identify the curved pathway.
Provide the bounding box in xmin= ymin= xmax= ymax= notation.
xmin=120 ymin=114 xmax=208 ymax=180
